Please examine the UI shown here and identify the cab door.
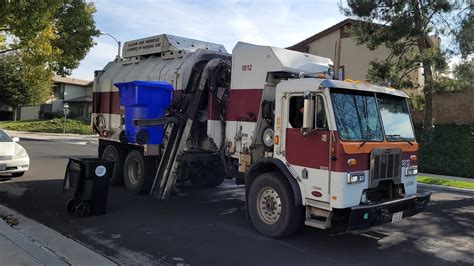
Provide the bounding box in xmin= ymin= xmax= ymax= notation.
xmin=285 ymin=94 xmax=331 ymax=202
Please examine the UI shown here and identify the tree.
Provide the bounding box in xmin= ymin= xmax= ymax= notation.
xmin=0 ymin=0 xmax=99 ymax=115
xmin=340 ymin=0 xmax=471 ymax=144
xmin=453 ymin=59 xmax=473 ymax=90
xmin=0 ymin=52 xmax=52 ymax=119
xmin=455 ymin=6 xmax=473 ymax=58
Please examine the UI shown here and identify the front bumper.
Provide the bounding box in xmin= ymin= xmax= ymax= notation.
xmin=0 ymin=158 xmax=29 ymax=176
xmin=334 ymin=191 xmax=431 ymax=232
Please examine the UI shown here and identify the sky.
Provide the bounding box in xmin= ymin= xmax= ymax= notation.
xmin=72 ymin=0 xmax=347 ymax=80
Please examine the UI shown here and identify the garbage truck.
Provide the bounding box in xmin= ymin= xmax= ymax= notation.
xmin=92 ymin=34 xmax=431 ymax=237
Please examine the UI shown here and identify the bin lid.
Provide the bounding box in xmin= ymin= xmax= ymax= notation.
xmin=114 ymin=80 xmax=174 ymax=90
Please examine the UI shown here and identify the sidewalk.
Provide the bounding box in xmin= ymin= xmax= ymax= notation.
xmin=0 ymin=205 xmax=116 ymax=265
xmin=419 ymin=173 xmax=474 ymax=183
xmin=4 ymin=130 xmax=98 ymax=145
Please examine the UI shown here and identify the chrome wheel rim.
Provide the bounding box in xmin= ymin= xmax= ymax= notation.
xmin=257 ymin=187 xmax=282 ymax=224
xmin=128 ymin=159 xmax=141 ymax=185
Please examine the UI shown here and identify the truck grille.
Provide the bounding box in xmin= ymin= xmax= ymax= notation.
xmin=369 ymin=148 xmax=401 ymax=188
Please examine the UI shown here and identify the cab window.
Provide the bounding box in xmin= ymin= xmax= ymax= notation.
xmin=289 ymin=96 xmax=304 ymax=128
xmin=288 ymin=95 xmax=327 ymax=129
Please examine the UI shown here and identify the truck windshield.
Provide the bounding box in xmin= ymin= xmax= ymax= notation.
xmin=377 ymin=94 xmax=415 ymax=141
xmin=330 ymin=88 xmax=415 ymax=142
xmin=330 ymin=89 xmax=384 ymax=141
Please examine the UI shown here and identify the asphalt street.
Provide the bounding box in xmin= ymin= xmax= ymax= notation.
xmin=0 ymin=139 xmax=473 ymax=265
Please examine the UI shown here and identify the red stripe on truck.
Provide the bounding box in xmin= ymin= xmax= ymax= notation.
xmin=93 ymin=89 xmax=263 ymax=122
xmin=92 ymin=91 xmax=121 ymax=114
xmin=92 ymin=91 xmax=183 ymax=115
xmin=224 ymin=89 xmax=262 ymax=122
xmin=285 ymin=128 xmax=331 ymax=170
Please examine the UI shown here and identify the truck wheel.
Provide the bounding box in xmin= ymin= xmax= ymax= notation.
xmin=101 ymin=145 xmax=125 ymax=185
xmin=247 ymin=172 xmax=304 ymax=238
xmin=189 ymin=164 xmax=225 ymax=188
xmin=123 ymin=150 xmax=155 ymax=194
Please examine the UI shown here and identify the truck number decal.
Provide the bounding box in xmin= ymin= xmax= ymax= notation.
xmin=241 ymin=64 xmax=252 ymax=71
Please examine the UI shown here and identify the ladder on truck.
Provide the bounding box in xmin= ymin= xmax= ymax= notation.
xmin=133 ymin=58 xmax=229 ymax=199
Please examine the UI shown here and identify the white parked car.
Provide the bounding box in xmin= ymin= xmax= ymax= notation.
xmin=0 ymin=129 xmax=29 ymax=177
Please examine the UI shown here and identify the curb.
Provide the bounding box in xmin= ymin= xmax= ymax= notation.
xmin=419 ymin=173 xmax=474 ymax=183
xmin=0 ymin=217 xmax=68 ymax=265
xmin=418 ymin=183 xmax=474 ymax=195
xmin=3 ymin=130 xmax=98 ymax=145
xmin=3 ymin=129 xmax=98 ymax=138
xmin=3 ymin=130 xmax=96 ymax=138
xmin=0 ymin=205 xmax=116 ymax=266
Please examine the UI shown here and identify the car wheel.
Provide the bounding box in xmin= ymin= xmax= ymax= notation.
xmin=123 ymin=150 xmax=155 ymax=194
xmin=247 ymin=171 xmax=304 ymax=238
xmin=101 ymin=145 xmax=125 ymax=185
xmin=11 ymin=172 xmax=24 ymax=177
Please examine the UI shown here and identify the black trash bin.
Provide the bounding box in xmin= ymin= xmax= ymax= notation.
xmin=63 ymin=157 xmax=115 ymax=217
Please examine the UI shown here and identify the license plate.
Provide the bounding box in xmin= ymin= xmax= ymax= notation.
xmin=0 ymin=164 xmax=5 ymax=171
xmin=392 ymin=211 xmax=403 ymax=223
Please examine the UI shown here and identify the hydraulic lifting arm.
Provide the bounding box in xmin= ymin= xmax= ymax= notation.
xmin=134 ymin=58 xmax=231 ymax=199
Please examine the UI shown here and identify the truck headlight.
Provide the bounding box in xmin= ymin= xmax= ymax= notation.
xmin=14 ymin=148 xmax=28 ymax=159
xmin=347 ymin=172 xmax=365 ymax=184
xmin=405 ymin=166 xmax=418 ymax=176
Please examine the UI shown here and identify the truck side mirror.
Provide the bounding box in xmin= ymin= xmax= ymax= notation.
xmin=301 ymin=97 xmax=314 ymax=134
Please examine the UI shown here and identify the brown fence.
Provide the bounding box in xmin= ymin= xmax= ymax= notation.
xmin=411 ymin=90 xmax=474 ymax=125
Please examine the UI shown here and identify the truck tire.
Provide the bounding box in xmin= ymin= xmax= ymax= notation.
xmin=247 ymin=172 xmax=304 ymax=238
xmin=101 ymin=145 xmax=125 ymax=185
xmin=188 ymin=164 xmax=225 ymax=188
xmin=123 ymin=150 xmax=155 ymax=194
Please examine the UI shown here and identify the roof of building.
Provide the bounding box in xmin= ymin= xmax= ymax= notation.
xmin=52 ymin=76 xmax=92 ymax=87
xmin=288 ymin=19 xmax=357 ymax=50
xmin=288 ymin=18 xmax=437 ymax=50
xmin=63 ymin=95 xmax=92 ymax=103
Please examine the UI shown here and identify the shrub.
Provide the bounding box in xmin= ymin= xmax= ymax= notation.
xmin=415 ymin=124 xmax=474 ymax=178
xmin=0 ymin=119 xmax=93 ymax=135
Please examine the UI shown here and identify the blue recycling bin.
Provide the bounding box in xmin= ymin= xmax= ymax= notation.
xmin=114 ymin=81 xmax=173 ymax=145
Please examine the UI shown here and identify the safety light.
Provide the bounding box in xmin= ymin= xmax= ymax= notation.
xmin=410 ymin=155 xmax=417 ymax=162
xmin=405 ymin=166 xmax=418 ymax=176
xmin=347 ymin=172 xmax=365 ymax=184
xmin=274 ymin=135 xmax=279 ymax=145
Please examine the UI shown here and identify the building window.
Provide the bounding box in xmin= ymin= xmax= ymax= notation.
xmin=53 ymin=83 xmax=64 ymax=99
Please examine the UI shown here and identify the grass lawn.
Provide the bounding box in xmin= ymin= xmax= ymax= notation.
xmin=0 ymin=119 xmax=93 ymax=135
xmin=417 ymin=176 xmax=474 ymax=190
